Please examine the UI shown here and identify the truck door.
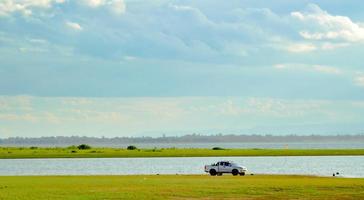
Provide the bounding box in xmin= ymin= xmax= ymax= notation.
xmin=225 ymin=162 xmax=233 ymax=172
xmin=219 ymin=162 xmax=229 ymax=172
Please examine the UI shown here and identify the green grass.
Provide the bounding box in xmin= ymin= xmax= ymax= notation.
xmin=1 ymin=147 xmax=364 ymax=159
xmin=0 ymin=175 xmax=363 ymax=199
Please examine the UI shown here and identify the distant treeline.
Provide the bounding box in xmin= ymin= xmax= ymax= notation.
xmin=1 ymin=134 xmax=364 ymax=147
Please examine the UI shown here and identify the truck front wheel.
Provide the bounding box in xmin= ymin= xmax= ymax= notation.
xmin=232 ymin=169 xmax=239 ymax=176
xmin=239 ymin=172 xmax=245 ymax=176
xmin=209 ymin=169 xmax=217 ymax=176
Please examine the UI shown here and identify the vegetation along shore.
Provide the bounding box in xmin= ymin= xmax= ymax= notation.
xmin=1 ymin=145 xmax=364 ymax=159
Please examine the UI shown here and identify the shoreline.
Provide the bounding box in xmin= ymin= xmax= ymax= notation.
xmin=0 ymin=174 xmax=360 ymax=178
xmin=1 ymin=147 xmax=364 ymax=159
xmin=1 ymin=154 xmax=364 ymax=160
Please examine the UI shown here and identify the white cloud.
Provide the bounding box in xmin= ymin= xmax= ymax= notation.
xmin=269 ymin=36 xmax=318 ymax=53
xmin=0 ymin=0 xmax=65 ymax=16
xmin=0 ymin=95 xmax=34 ymax=111
xmin=355 ymin=75 xmax=364 ymax=87
xmin=312 ymin=65 xmax=341 ymax=75
xmin=286 ymin=43 xmax=316 ymax=53
xmin=171 ymin=5 xmax=195 ymax=12
xmin=66 ymin=21 xmax=83 ymax=31
xmin=28 ymin=38 xmax=48 ymax=44
xmin=1 ymin=96 xmax=364 ymax=137
xmin=284 ymin=41 xmax=349 ymax=53
xmin=122 ymin=55 xmax=137 ymax=61
xmin=275 ymin=63 xmax=364 ymax=88
xmin=274 ymin=64 xmax=288 ymax=69
xmin=291 ymin=11 xmax=304 ymax=20
xmin=274 ymin=63 xmax=341 ymax=75
xmin=0 ymin=112 xmax=63 ymax=124
xmin=81 ymin=0 xmax=125 ymax=15
xmin=81 ymin=0 xmax=106 ymax=7
xmin=61 ymin=98 xmax=94 ymax=106
xmin=109 ymin=0 xmax=125 ymax=15
xmin=0 ymin=113 xmax=39 ymax=122
xmin=292 ymin=4 xmax=364 ymax=43
xmin=321 ymin=42 xmax=349 ymax=50
xmin=65 ymin=109 xmax=129 ymax=123
xmin=0 ymin=0 xmax=125 ymax=17
xmin=19 ymin=47 xmax=48 ymax=53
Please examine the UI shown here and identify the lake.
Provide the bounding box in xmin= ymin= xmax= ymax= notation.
xmin=0 ymin=156 xmax=363 ymax=177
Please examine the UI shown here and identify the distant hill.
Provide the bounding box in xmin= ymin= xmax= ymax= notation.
xmin=1 ymin=134 xmax=364 ymax=147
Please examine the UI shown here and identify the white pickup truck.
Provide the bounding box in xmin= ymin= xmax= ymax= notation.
xmin=204 ymin=161 xmax=247 ymax=176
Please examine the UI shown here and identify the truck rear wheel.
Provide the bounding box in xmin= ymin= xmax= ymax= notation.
xmin=232 ymin=169 xmax=239 ymax=176
xmin=209 ymin=169 xmax=217 ymax=176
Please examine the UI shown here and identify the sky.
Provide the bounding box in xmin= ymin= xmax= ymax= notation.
xmin=1 ymin=0 xmax=364 ymax=138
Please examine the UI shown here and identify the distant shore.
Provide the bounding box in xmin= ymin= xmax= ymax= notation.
xmin=1 ymin=147 xmax=364 ymax=159
xmin=2 ymin=134 xmax=364 ymax=147
xmin=0 ymin=175 xmax=363 ymax=199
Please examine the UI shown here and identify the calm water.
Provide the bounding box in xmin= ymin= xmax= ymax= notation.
xmin=1 ymin=156 xmax=363 ymax=177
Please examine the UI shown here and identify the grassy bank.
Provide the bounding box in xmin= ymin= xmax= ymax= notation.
xmin=1 ymin=147 xmax=364 ymax=159
xmin=0 ymin=175 xmax=363 ymax=199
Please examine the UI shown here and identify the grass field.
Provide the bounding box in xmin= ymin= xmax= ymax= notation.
xmin=1 ymin=147 xmax=364 ymax=159
xmin=0 ymin=175 xmax=363 ymax=199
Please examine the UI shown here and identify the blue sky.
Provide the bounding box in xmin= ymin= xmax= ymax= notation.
xmin=1 ymin=0 xmax=364 ymax=137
